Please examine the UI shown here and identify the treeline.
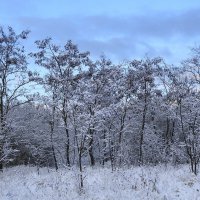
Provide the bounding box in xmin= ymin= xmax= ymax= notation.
xmin=1 ymin=26 xmax=200 ymax=178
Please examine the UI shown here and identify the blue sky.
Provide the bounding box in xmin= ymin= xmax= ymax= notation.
xmin=1 ymin=0 xmax=200 ymax=64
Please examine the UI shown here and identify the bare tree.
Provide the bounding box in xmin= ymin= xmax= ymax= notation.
xmin=0 ymin=26 xmax=37 ymax=171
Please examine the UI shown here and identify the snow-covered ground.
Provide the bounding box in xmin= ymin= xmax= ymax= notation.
xmin=0 ymin=165 xmax=200 ymax=200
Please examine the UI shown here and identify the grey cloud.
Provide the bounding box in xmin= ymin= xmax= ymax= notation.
xmin=83 ymin=9 xmax=200 ymax=39
xmin=19 ymin=8 xmax=200 ymax=41
xmin=12 ymin=7 xmax=200 ymax=62
xmin=76 ymin=37 xmax=137 ymax=60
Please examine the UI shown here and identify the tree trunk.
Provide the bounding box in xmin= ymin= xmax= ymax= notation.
xmin=118 ymin=107 xmax=126 ymax=166
xmin=102 ymin=129 xmax=106 ymax=166
xmin=65 ymin=128 xmax=70 ymax=167
xmin=78 ymin=151 xmax=84 ymax=188
xmin=88 ymin=105 xmax=95 ymax=166
xmin=0 ymin=143 xmax=3 ymax=172
xmin=88 ymin=128 xmax=95 ymax=166
xmin=0 ymin=94 xmax=4 ymax=172
xmin=51 ymin=144 xmax=58 ymax=171
xmin=139 ymin=82 xmax=147 ymax=165
xmin=62 ymin=99 xmax=71 ymax=167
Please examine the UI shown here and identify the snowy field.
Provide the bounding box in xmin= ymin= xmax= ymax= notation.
xmin=0 ymin=165 xmax=200 ymax=200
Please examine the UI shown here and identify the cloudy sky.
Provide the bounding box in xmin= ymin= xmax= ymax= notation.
xmin=1 ymin=0 xmax=200 ymax=64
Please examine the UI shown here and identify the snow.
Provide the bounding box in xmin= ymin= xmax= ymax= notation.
xmin=0 ymin=165 xmax=200 ymax=200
